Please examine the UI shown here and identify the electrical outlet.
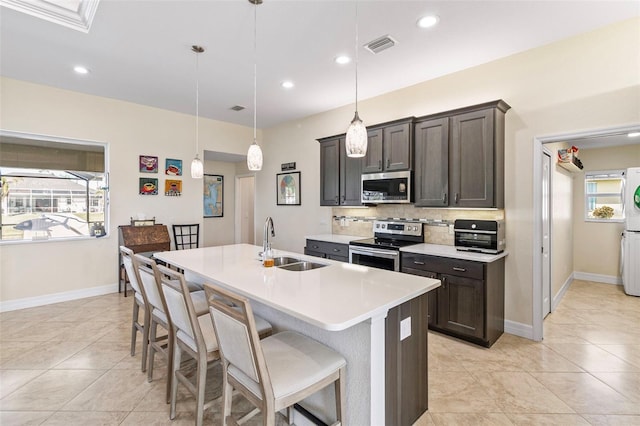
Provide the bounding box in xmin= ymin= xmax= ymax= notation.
xmin=400 ymin=317 xmax=411 ymax=340
xmin=449 ymin=224 xmax=454 ymax=235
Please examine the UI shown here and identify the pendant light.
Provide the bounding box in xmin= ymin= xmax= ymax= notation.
xmin=345 ymin=0 xmax=367 ymax=158
xmin=247 ymin=0 xmax=263 ymax=171
xmin=190 ymin=45 xmax=204 ymax=179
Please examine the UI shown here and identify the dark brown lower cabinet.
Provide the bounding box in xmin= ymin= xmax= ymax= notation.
xmin=304 ymin=239 xmax=349 ymax=263
xmin=385 ymin=292 xmax=429 ymax=426
xmin=401 ymin=253 xmax=505 ymax=347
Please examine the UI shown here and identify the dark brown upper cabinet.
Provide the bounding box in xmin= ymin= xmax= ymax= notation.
xmin=362 ymin=119 xmax=413 ymax=173
xmin=318 ymin=135 xmax=362 ymax=206
xmin=414 ymin=100 xmax=510 ymax=208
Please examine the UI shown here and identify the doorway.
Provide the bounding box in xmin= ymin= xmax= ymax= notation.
xmin=235 ymin=174 xmax=255 ymax=244
xmin=532 ymin=124 xmax=640 ymax=341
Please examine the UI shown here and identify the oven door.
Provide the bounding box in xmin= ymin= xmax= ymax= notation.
xmin=454 ymin=230 xmax=498 ymax=253
xmin=349 ymin=246 xmax=400 ymax=271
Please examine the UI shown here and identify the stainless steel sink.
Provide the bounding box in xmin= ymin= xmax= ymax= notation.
xmin=278 ymin=261 xmax=328 ymax=271
xmin=272 ymin=256 xmax=300 ymax=266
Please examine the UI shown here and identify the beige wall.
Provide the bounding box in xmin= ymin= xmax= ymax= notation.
xmin=256 ymin=18 xmax=640 ymax=328
xmin=0 ymin=79 xmax=257 ymax=303
xmin=572 ymin=144 xmax=640 ymax=277
xmin=201 ymin=160 xmax=239 ymax=247
xmin=1 ymin=18 xmax=639 ymax=333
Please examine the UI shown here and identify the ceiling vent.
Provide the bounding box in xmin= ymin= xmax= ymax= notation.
xmin=230 ymin=105 xmax=245 ymax=112
xmin=364 ymin=35 xmax=397 ymax=54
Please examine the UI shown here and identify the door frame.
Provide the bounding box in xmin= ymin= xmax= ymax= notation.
xmin=532 ymin=124 xmax=640 ymax=341
xmin=541 ymin=146 xmax=552 ymax=319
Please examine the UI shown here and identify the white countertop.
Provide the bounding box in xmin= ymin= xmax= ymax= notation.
xmin=401 ymin=243 xmax=508 ymax=263
xmin=305 ymin=234 xmax=362 ymax=244
xmin=155 ymin=244 xmax=439 ymax=332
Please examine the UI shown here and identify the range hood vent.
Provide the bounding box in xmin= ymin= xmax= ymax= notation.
xmin=364 ymin=35 xmax=397 ymax=54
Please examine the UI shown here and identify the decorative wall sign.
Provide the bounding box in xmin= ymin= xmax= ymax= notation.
xmin=165 ymin=158 xmax=182 ymax=176
xmin=139 ymin=155 xmax=158 ymax=173
xmin=139 ymin=177 xmax=158 ymax=195
xmin=203 ymin=174 xmax=223 ymax=217
xmin=164 ymin=179 xmax=182 ymax=196
xmin=281 ymin=162 xmax=296 ymax=171
xmin=276 ymin=171 xmax=301 ymax=205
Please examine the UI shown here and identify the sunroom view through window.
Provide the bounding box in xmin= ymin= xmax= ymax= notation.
xmin=585 ymin=170 xmax=625 ymax=222
xmin=0 ymin=132 xmax=108 ymax=242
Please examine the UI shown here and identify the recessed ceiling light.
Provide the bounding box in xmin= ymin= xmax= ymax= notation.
xmin=417 ymin=15 xmax=439 ymax=29
xmin=281 ymin=80 xmax=294 ymax=89
xmin=335 ymin=55 xmax=351 ymax=65
xmin=628 ymin=132 xmax=640 ymax=138
xmin=73 ymin=65 xmax=89 ymax=74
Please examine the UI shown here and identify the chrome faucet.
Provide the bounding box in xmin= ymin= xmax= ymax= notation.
xmin=262 ymin=216 xmax=275 ymax=258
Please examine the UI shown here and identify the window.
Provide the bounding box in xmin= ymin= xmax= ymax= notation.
xmin=0 ymin=131 xmax=108 ymax=242
xmin=584 ymin=170 xmax=625 ymax=222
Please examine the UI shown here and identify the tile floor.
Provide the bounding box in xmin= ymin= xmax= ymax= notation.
xmin=1 ymin=279 xmax=639 ymax=425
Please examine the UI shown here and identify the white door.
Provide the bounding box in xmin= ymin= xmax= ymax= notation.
xmin=235 ymin=175 xmax=255 ymax=245
xmin=542 ymin=150 xmax=552 ymax=318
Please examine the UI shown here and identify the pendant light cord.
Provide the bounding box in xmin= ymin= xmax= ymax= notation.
xmin=253 ymin=0 xmax=257 ymax=142
xmin=195 ymin=49 xmax=200 ymax=156
xmin=355 ymin=0 xmax=359 ymax=113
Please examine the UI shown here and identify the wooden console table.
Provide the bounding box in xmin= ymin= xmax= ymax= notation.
xmin=118 ymin=224 xmax=171 ymax=296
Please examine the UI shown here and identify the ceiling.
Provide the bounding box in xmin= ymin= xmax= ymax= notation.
xmin=1 ymin=0 xmax=639 ymax=133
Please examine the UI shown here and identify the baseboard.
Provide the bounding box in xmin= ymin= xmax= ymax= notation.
xmin=0 ymin=283 xmax=119 ymax=312
xmin=551 ymin=274 xmax=573 ymax=312
xmin=504 ymin=320 xmax=534 ymax=340
xmin=573 ymin=271 xmax=622 ymax=285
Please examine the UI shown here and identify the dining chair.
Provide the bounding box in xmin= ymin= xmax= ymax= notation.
xmin=157 ymin=265 xmax=273 ymax=426
xmin=172 ymin=224 xmax=200 ymax=250
xmin=205 ymin=283 xmax=347 ymax=426
xmin=120 ymin=246 xmax=150 ymax=372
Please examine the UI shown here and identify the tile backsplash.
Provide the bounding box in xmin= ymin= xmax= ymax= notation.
xmin=332 ymin=205 xmax=504 ymax=246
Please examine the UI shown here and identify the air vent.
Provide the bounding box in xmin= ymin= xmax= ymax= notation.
xmin=364 ymin=35 xmax=397 ymax=54
xmin=230 ymin=105 xmax=245 ymax=111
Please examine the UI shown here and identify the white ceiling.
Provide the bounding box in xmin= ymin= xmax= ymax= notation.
xmin=1 ymin=0 xmax=639 ymax=132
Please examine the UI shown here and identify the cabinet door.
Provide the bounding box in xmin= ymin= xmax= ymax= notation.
xmin=383 ymin=122 xmax=412 ymax=171
xmin=437 ymin=274 xmax=484 ymax=340
xmin=450 ymin=109 xmax=495 ymax=207
xmin=362 ymin=128 xmax=383 ymax=173
xmin=414 ymin=118 xmax=449 ymax=206
xmin=339 ymin=138 xmax=363 ymax=206
xmin=319 ymin=138 xmax=340 ymax=206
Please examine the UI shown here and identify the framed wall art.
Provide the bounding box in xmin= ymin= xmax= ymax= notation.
xmin=139 ymin=155 xmax=158 ymax=173
xmin=165 ymin=158 xmax=182 ymax=176
xmin=276 ymin=171 xmax=301 ymax=206
xmin=139 ymin=177 xmax=158 ymax=195
xmin=164 ymin=179 xmax=182 ymax=196
xmin=203 ymin=174 xmax=223 ymax=217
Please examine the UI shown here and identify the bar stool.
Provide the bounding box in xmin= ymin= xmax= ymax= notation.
xmin=120 ymin=246 xmax=150 ymax=371
xmin=157 ymin=265 xmax=273 ymax=426
xmin=205 ymin=282 xmax=347 ymax=426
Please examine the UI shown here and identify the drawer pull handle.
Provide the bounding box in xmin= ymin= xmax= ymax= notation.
xmin=333 ymin=248 xmax=340 ymax=252
xmin=452 ymin=267 xmax=466 ymax=272
xmin=413 ymin=261 xmax=425 ymax=265
xmin=312 ymin=245 xmax=319 ymax=249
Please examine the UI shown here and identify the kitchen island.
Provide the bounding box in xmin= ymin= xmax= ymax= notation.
xmin=155 ymin=243 xmax=440 ymax=426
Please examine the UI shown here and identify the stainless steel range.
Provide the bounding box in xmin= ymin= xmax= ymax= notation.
xmin=349 ymin=220 xmax=424 ymax=271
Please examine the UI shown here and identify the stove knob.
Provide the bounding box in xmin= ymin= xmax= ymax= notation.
xmin=382 ymin=224 xmax=386 ymax=229
xmin=375 ymin=224 xmax=379 ymax=228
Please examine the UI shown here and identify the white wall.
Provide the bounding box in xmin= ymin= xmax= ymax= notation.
xmin=573 ymin=144 xmax=640 ymax=277
xmin=201 ymin=159 xmax=239 ymax=247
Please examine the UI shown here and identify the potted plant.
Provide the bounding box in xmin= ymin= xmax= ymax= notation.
xmin=592 ymin=205 xmax=614 ymax=219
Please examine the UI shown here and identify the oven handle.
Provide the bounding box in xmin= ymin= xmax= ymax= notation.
xmin=349 ymin=247 xmax=399 ymax=259
xmin=453 ymin=229 xmax=496 ymax=235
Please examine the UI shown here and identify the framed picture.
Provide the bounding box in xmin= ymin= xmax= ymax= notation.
xmin=203 ymin=174 xmax=223 ymax=217
xmin=276 ymin=171 xmax=301 ymax=205
xmin=131 ymin=218 xmax=156 ymax=226
xmin=139 ymin=177 xmax=158 ymax=195
xmin=164 ymin=179 xmax=182 ymax=196
xmin=165 ymin=158 xmax=182 ymax=176
xmin=139 ymin=155 xmax=158 ymax=173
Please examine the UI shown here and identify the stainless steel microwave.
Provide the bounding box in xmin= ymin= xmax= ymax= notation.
xmin=361 ymin=170 xmax=412 ymax=204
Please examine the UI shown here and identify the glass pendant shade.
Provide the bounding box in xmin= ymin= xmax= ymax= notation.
xmin=345 ymin=111 xmax=367 ymax=157
xmin=191 ymin=155 xmax=204 ymax=178
xmin=247 ymin=141 xmax=263 ymax=171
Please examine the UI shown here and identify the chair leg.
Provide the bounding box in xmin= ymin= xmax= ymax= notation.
xmin=170 ymin=339 xmax=182 ymax=420
xmin=141 ymin=307 xmax=151 ymax=373
xmin=130 ymin=301 xmax=139 ymax=357
xmin=221 ymin=362 xmax=233 ymax=426
xmin=165 ymin=327 xmax=174 ymax=404
xmin=335 ymin=367 xmax=346 ymax=425
xmin=195 ymin=353 xmax=207 ymax=426
xmin=147 ymin=320 xmax=158 ymax=383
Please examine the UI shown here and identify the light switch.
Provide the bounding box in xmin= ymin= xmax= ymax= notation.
xmin=400 ymin=317 xmax=411 ymax=340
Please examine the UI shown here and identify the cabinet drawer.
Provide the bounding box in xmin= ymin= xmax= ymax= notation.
xmin=402 ymin=253 xmax=483 ymax=279
xmin=305 ymin=240 xmax=349 ymax=258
